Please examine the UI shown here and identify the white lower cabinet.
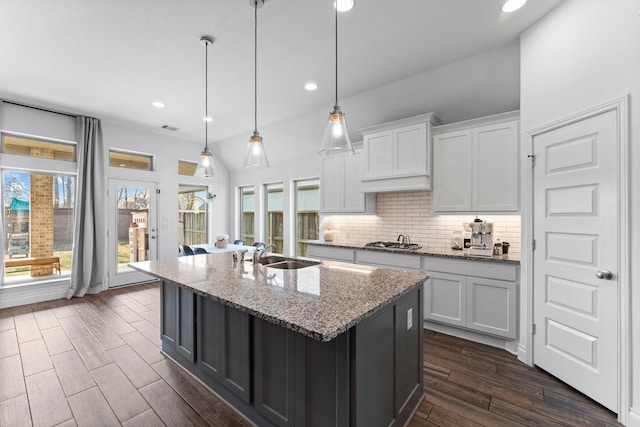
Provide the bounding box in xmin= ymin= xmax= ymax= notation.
xmin=423 ymin=272 xmax=467 ymax=328
xmin=423 ymin=257 xmax=518 ymax=339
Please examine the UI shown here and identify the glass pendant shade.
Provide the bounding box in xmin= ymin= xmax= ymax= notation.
xmin=319 ymin=105 xmax=354 ymax=156
xmin=195 ymin=146 xmax=215 ymax=177
xmin=243 ymin=131 xmax=270 ymax=168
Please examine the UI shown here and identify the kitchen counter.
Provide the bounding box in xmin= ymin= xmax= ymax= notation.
xmin=130 ymin=252 xmax=427 ymax=341
xmin=306 ymin=240 xmax=520 ymax=264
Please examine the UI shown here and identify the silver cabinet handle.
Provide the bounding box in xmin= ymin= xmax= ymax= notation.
xmin=595 ymin=270 xmax=613 ymax=280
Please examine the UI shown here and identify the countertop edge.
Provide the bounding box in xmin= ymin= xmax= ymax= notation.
xmin=131 ymin=263 xmax=428 ymax=342
xmin=306 ymin=241 xmax=521 ymax=264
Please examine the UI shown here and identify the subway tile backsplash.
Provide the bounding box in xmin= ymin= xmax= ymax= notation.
xmin=326 ymin=191 xmax=521 ymax=255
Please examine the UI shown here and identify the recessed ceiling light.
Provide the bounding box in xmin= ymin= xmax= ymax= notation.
xmin=203 ymin=116 xmax=213 ymax=122
xmin=152 ymin=101 xmax=165 ymax=108
xmin=334 ymin=0 xmax=354 ymax=12
xmin=502 ymin=0 xmax=526 ymax=13
xmin=305 ymin=82 xmax=318 ymax=91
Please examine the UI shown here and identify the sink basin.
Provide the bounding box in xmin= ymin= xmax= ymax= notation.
xmin=257 ymin=255 xmax=289 ymax=265
xmin=257 ymin=255 xmax=320 ymax=270
xmin=264 ymin=260 xmax=320 ymax=270
xmin=364 ymin=241 xmax=423 ymax=250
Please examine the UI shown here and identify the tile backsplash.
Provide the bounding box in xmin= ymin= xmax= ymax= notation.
xmin=325 ymin=191 xmax=521 ymax=255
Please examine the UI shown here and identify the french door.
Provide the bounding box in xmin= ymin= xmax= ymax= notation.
xmin=107 ymin=179 xmax=158 ymax=287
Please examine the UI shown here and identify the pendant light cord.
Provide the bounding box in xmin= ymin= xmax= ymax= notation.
xmin=334 ymin=5 xmax=338 ymax=108
xmin=254 ymin=0 xmax=258 ymax=134
xmin=204 ymin=40 xmax=209 ymax=150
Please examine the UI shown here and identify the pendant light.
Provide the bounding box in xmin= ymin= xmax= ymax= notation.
xmin=319 ymin=2 xmax=354 ymax=157
xmin=243 ymin=0 xmax=270 ymax=168
xmin=194 ymin=36 xmax=215 ymax=177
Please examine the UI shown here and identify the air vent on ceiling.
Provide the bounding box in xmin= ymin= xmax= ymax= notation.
xmin=161 ymin=125 xmax=178 ymax=131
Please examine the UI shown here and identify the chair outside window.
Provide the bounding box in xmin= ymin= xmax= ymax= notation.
xmin=233 ymin=239 xmax=246 ymax=246
xmin=253 ymin=242 xmax=266 ymax=250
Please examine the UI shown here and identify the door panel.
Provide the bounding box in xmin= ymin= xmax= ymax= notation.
xmin=533 ymin=109 xmax=618 ymax=412
xmin=108 ymin=179 xmax=158 ymax=287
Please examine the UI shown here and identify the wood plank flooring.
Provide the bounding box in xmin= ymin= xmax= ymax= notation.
xmin=0 ymin=281 xmax=621 ymax=427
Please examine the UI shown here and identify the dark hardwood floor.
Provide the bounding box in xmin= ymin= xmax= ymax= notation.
xmin=0 ymin=281 xmax=621 ymax=426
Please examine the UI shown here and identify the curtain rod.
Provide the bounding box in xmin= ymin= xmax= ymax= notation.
xmin=1 ymin=99 xmax=97 ymax=120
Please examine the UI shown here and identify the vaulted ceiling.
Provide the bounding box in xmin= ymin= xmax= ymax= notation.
xmin=0 ymin=0 xmax=561 ymax=145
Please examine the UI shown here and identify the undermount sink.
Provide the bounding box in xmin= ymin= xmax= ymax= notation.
xmin=257 ymin=255 xmax=320 ymax=270
xmin=364 ymin=241 xmax=423 ymax=250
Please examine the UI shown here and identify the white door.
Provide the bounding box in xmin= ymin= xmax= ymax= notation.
xmin=107 ymin=179 xmax=158 ymax=287
xmin=532 ymin=109 xmax=618 ymax=412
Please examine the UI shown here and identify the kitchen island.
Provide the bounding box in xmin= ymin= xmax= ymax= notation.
xmin=130 ymin=252 xmax=428 ymax=427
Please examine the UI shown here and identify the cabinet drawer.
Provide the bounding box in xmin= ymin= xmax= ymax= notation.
xmin=356 ymin=251 xmax=421 ymax=271
xmin=422 ymin=256 xmax=518 ymax=281
xmin=307 ymin=245 xmax=355 ymax=262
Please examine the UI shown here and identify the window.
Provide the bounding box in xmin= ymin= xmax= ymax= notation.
xmin=178 ymin=160 xmax=197 ymax=176
xmin=109 ymin=149 xmax=153 ymax=171
xmin=3 ymin=170 xmax=75 ymax=282
xmin=264 ymin=183 xmax=283 ymax=253
xmin=294 ymin=179 xmax=319 ymax=256
xmin=2 ymin=134 xmax=75 ymax=161
xmin=239 ymin=186 xmax=255 ymax=246
xmin=178 ymin=185 xmax=209 ymax=246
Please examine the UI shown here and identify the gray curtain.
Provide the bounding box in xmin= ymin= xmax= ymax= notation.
xmin=67 ymin=116 xmax=107 ymax=298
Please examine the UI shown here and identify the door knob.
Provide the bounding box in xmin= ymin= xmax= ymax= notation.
xmin=595 ymin=270 xmax=613 ymax=280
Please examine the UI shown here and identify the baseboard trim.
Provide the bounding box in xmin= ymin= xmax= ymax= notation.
xmin=0 ymin=280 xmax=69 ymax=308
xmin=423 ymin=320 xmax=517 ymax=354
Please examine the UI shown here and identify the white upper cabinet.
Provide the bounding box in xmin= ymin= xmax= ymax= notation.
xmin=360 ymin=113 xmax=440 ymax=193
xmin=320 ymin=148 xmax=376 ymax=214
xmin=432 ymin=112 xmax=520 ymax=213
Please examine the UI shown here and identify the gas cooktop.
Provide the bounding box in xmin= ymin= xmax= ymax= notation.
xmin=364 ymin=241 xmax=423 ymax=250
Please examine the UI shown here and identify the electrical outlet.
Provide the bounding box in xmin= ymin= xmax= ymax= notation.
xmin=407 ymin=308 xmax=413 ymax=330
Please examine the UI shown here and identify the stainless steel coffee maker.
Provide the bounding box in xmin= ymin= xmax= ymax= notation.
xmin=467 ymin=218 xmax=494 ymax=256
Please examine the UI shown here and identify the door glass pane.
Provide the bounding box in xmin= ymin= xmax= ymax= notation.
xmin=115 ymin=185 xmax=150 ymax=272
xmin=239 ymin=186 xmax=255 ymax=246
xmin=265 ymin=183 xmax=283 ymax=253
xmin=3 ymin=170 xmax=75 ymax=283
xmin=178 ymin=185 xmax=208 ymax=247
xmin=295 ymin=179 xmax=319 ymax=257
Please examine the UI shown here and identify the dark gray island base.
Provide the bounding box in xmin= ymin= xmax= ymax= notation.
xmin=131 ymin=253 xmax=427 ymax=427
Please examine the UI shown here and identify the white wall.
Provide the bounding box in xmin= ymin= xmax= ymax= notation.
xmin=520 ymin=0 xmax=640 ymax=424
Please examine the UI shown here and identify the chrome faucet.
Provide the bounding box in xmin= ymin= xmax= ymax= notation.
xmin=253 ymin=244 xmax=276 ymax=262
xmin=397 ymin=233 xmax=411 ymax=245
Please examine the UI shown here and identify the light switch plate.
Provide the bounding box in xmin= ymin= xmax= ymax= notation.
xmin=407 ymin=308 xmax=413 ymax=330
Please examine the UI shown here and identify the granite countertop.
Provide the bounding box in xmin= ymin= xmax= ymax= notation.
xmin=130 ymin=253 xmax=428 ymax=342
xmin=306 ymin=240 xmax=521 ymax=264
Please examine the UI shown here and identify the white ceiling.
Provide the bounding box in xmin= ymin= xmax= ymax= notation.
xmin=0 ymin=0 xmax=562 ymax=145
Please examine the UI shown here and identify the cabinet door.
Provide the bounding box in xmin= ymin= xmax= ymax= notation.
xmin=473 ymin=121 xmax=519 ymax=211
xmin=319 ymin=155 xmax=344 ymax=213
xmin=394 ymin=123 xmax=427 ymax=176
xmin=432 ymin=130 xmax=472 ymax=212
xmin=160 ymin=281 xmax=196 ymax=363
xmin=221 ymin=305 xmax=252 ymax=403
xmin=254 ymin=318 xmax=296 ymax=426
xmin=363 ymin=130 xmax=393 ymax=179
xmin=197 ymin=296 xmax=223 ymax=381
xmin=423 ymin=272 xmax=466 ymax=327
xmin=343 ymin=151 xmax=366 ymax=212
xmin=176 ymin=286 xmax=196 ymax=362
xmin=466 ymin=276 xmax=516 ymax=338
